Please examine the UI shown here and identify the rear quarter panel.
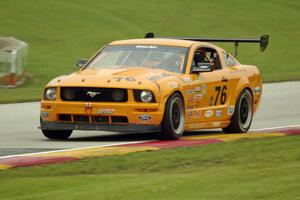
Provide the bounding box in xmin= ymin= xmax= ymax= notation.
xmin=227 ymin=65 xmax=262 ymax=114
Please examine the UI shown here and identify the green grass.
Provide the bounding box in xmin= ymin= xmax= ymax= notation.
xmin=1 ymin=136 xmax=300 ymax=200
xmin=0 ymin=0 xmax=300 ymax=103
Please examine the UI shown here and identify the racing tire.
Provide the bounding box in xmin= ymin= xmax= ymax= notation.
xmin=160 ymin=93 xmax=185 ymax=140
xmin=42 ymin=129 xmax=73 ymax=140
xmin=223 ymin=89 xmax=253 ymax=133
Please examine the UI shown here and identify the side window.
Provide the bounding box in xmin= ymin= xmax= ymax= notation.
xmin=209 ymin=51 xmax=222 ymax=70
xmin=192 ymin=47 xmax=222 ymax=72
xmin=224 ymin=53 xmax=236 ymax=67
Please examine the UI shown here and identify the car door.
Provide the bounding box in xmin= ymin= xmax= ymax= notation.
xmin=185 ymin=46 xmax=233 ymax=124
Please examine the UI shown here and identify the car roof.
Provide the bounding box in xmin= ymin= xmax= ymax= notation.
xmin=109 ymin=38 xmax=225 ymax=53
xmin=110 ymin=38 xmax=198 ymax=47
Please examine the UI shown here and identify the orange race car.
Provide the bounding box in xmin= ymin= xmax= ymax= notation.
xmin=40 ymin=32 xmax=269 ymax=140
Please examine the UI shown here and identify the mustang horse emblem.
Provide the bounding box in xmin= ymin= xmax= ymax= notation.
xmin=86 ymin=91 xmax=101 ymax=98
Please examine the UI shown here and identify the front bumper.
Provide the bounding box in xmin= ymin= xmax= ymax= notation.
xmin=40 ymin=120 xmax=161 ymax=132
xmin=40 ymin=100 xmax=164 ymax=132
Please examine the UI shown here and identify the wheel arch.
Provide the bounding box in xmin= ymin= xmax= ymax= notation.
xmin=238 ymin=86 xmax=254 ymax=109
xmin=163 ymin=90 xmax=185 ymax=114
xmin=168 ymin=90 xmax=185 ymax=107
xmin=230 ymin=77 xmax=251 ymax=107
xmin=244 ymin=86 xmax=253 ymax=98
xmin=173 ymin=90 xmax=184 ymax=102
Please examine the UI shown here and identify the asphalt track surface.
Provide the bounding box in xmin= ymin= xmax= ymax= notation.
xmin=0 ymin=81 xmax=299 ymax=157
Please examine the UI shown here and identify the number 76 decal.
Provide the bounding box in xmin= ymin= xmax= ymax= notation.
xmin=215 ymin=86 xmax=227 ymax=105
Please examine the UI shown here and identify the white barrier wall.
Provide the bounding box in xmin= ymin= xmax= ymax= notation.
xmin=0 ymin=37 xmax=28 ymax=87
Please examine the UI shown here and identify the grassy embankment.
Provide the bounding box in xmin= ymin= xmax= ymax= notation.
xmin=0 ymin=136 xmax=300 ymax=200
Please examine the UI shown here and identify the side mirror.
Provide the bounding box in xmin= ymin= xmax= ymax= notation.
xmin=76 ymin=58 xmax=88 ymax=68
xmin=192 ymin=63 xmax=213 ymax=73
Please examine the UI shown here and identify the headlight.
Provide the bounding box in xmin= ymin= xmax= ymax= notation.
xmin=134 ymin=90 xmax=155 ymax=103
xmin=44 ymin=88 xmax=57 ymax=100
xmin=140 ymin=91 xmax=153 ymax=103
xmin=112 ymin=89 xmax=125 ymax=102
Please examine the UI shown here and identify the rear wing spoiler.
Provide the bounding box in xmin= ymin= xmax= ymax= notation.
xmin=144 ymin=32 xmax=269 ymax=57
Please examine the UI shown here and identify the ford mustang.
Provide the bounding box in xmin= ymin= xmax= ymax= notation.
xmin=40 ymin=32 xmax=269 ymax=140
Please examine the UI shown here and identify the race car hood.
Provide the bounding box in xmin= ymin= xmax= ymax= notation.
xmin=47 ymin=67 xmax=181 ymax=91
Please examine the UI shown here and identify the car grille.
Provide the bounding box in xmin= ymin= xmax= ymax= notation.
xmin=60 ymin=87 xmax=128 ymax=102
xmin=58 ymin=114 xmax=129 ymax=124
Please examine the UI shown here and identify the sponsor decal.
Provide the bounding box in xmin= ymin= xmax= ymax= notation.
xmin=186 ymin=90 xmax=195 ymax=95
xmin=209 ymin=96 xmax=214 ymax=106
xmin=202 ymin=83 xmax=206 ymax=95
xmin=188 ymin=111 xmax=193 ymax=119
xmin=216 ymin=109 xmax=222 ymax=117
xmin=97 ymin=109 xmax=115 ymax=114
xmin=205 ymin=109 xmax=214 ymax=118
xmin=182 ymin=77 xmax=192 ymax=83
xmin=187 ymin=121 xmax=227 ymax=129
xmin=41 ymin=111 xmax=49 ymax=118
xmin=195 ymin=111 xmax=201 ymax=118
xmin=204 ymin=123 xmax=212 ymax=128
xmin=195 ymin=86 xmax=201 ymax=92
xmin=187 ymin=105 xmax=194 ymax=110
xmin=194 ymin=93 xmax=203 ymax=99
xmin=169 ymin=82 xmax=179 ymax=88
xmin=254 ymin=86 xmax=261 ymax=94
xmin=112 ymin=77 xmax=136 ymax=82
xmin=138 ymin=115 xmax=152 ymax=121
xmin=188 ymin=97 xmax=194 ymax=103
xmin=228 ymin=106 xmax=234 ymax=115
xmin=148 ymin=73 xmax=171 ymax=82
xmin=188 ymin=123 xmax=205 ymax=129
xmin=212 ymin=122 xmax=221 ymax=127
xmin=136 ymin=45 xmax=157 ymax=49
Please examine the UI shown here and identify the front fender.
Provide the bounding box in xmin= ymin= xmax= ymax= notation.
xmin=159 ymin=82 xmax=185 ymax=104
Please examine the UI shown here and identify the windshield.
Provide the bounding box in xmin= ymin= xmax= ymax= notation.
xmin=87 ymin=45 xmax=188 ymax=73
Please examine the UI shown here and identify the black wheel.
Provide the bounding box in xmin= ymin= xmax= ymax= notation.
xmin=160 ymin=93 xmax=185 ymax=140
xmin=42 ymin=129 xmax=73 ymax=140
xmin=223 ymin=89 xmax=253 ymax=133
